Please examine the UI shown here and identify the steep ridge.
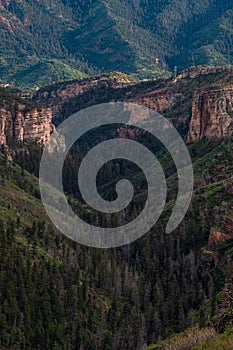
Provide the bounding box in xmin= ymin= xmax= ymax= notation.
xmin=34 ymin=66 xmax=233 ymax=141
xmin=33 ymin=73 xmax=136 ymax=116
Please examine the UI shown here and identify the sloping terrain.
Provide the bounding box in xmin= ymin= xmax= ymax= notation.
xmin=147 ymin=326 xmax=233 ymax=349
xmin=33 ymin=65 xmax=233 ymax=135
xmin=0 ymin=0 xmax=233 ymax=88
xmin=1 ymin=68 xmax=233 ymax=348
xmin=2 ymin=136 xmax=233 ymax=349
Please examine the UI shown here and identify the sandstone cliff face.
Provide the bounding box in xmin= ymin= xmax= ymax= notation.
xmin=128 ymin=88 xmax=182 ymax=121
xmin=0 ymin=107 xmax=54 ymax=146
xmin=175 ymin=65 xmax=233 ymax=82
xmin=127 ymin=88 xmax=192 ymax=137
xmin=129 ymin=88 xmax=181 ymax=112
xmin=35 ymin=77 xmax=187 ymax=134
xmin=33 ymin=67 xmax=233 ymax=145
xmin=187 ymin=85 xmax=233 ymax=144
xmin=34 ymin=78 xmax=135 ymax=116
xmin=36 ymin=77 xmax=181 ymax=114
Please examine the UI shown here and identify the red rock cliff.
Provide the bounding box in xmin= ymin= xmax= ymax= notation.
xmin=0 ymin=107 xmax=54 ymax=145
xmin=187 ymin=85 xmax=233 ymax=144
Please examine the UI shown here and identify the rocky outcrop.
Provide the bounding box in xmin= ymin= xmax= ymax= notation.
xmin=129 ymin=89 xmax=181 ymax=113
xmin=0 ymin=107 xmax=54 ymax=146
xmin=34 ymin=77 xmax=188 ymax=135
xmin=187 ymin=85 xmax=233 ymax=144
xmin=175 ymin=65 xmax=233 ymax=82
xmin=33 ymin=67 xmax=233 ymax=144
xmin=126 ymin=88 xmax=191 ymax=136
xmin=128 ymin=88 xmax=182 ymax=121
xmin=33 ymin=76 xmax=135 ymax=116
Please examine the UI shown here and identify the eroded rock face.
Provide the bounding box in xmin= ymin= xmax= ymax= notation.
xmin=129 ymin=89 xmax=180 ymax=113
xmin=187 ymin=85 xmax=233 ymax=144
xmin=33 ymin=68 xmax=233 ymax=145
xmin=175 ymin=65 xmax=233 ymax=81
xmin=0 ymin=107 xmax=54 ymax=146
xmin=34 ymin=78 xmax=135 ymax=116
xmin=128 ymin=88 xmax=182 ymax=123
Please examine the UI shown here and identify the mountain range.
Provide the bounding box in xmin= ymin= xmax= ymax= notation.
xmin=0 ymin=0 xmax=233 ymax=88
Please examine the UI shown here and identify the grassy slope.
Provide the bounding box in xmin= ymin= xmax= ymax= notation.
xmin=146 ymin=327 xmax=233 ymax=350
xmin=192 ymin=327 xmax=233 ymax=350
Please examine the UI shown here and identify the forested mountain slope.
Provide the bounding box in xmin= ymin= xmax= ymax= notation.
xmin=0 ymin=68 xmax=233 ymax=349
xmin=0 ymin=0 xmax=233 ymax=88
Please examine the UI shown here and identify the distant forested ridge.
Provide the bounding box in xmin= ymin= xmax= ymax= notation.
xmin=0 ymin=0 xmax=233 ymax=87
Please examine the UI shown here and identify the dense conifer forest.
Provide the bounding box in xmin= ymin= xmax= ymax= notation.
xmin=1 ymin=73 xmax=233 ymax=348
xmin=1 ymin=1 xmax=233 ymax=349
xmin=0 ymin=0 xmax=233 ymax=87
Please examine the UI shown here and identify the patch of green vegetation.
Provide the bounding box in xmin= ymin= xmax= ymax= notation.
xmin=192 ymin=327 xmax=233 ymax=350
xmin=147 ymin=326 xmax=217 ymax=350
xmin=7 ymin=59 xmax=87 ymax=89
xmin=147 ymin=327 xmax=233 ymax=350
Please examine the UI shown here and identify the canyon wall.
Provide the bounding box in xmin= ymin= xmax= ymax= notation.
xmin=0 ymin=107 xmax=54 ymax=146
xmin=187 ymin=85 xmax=233 ymax=144
xmin=33 ymin=76 xmax=135 ymax=116
xmin=32 ymin=68 xmax=233 ymax=145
